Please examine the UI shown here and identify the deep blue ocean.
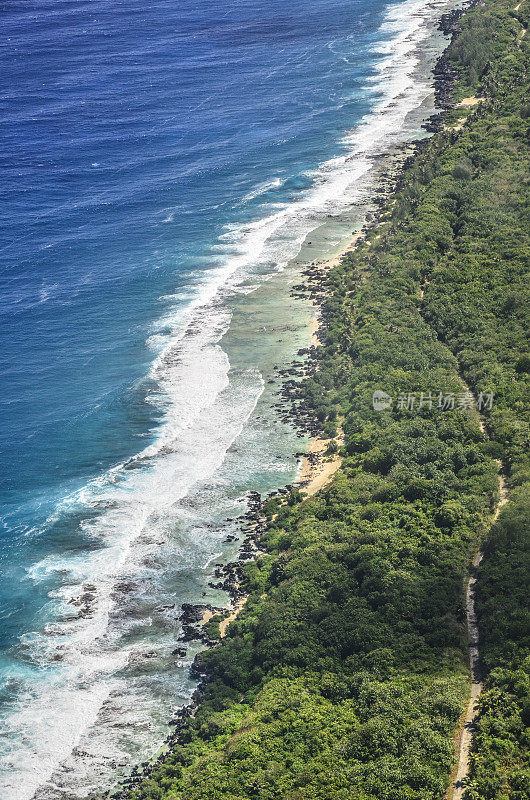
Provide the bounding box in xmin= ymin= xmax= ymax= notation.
xmin=0 ymin=0 xmax=454 ymax=796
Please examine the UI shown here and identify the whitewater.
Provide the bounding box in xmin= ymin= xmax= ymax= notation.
xmin=0 ymin=0 xmax=463 ymax=797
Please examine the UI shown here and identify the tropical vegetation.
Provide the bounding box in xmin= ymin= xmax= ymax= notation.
xmin=122 ymin=1 xmax=529 ymax=797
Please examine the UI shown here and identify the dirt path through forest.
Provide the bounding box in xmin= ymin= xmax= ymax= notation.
xmin=448 ymin=464 xmax=508 ymax=799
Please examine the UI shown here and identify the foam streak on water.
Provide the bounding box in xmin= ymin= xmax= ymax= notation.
xmin=0 ymin=0 xmax=459 ymax=797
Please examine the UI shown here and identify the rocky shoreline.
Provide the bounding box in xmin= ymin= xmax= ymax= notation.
xmin=106 ymin=489 xmax=270 ymax=799
xmin=105 ymin=7 xmax=471 ymax=797
xmin=426 ymin=0 xmax=480 ymax=131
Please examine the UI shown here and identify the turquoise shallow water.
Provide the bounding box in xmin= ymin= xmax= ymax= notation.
xmin=0 ymin=0 xmax=458 ymax=796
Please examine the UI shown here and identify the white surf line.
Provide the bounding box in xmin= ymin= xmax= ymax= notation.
xmin=0 ymin=2 xmax=466 ymax=797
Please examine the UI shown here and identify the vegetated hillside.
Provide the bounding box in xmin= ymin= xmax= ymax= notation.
xmin=125 ymin=1 xmax=529 ymax=798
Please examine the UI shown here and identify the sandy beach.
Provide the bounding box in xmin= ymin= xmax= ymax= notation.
xmin=297 ymin=436 xmax=343 ymax=497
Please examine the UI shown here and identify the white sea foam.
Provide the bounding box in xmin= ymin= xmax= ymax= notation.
xmin=0 ymin=1 xmax=459 ymax=797
xmin=240 ymin=177 xmax=286 ymax=204
xmin=198 ymin=0 xmax=452 ymax=301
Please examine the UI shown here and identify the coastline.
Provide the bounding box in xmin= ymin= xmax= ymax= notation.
xmin=105 ymin=0 xmax=530 ymax=795
xmin=293 ymin=235 xmax=367 ymax=498
xmin=291 ymin=0 xmax=474 ymax=501
xmin=202 ymin=154 xmax=423 ymax=641
xmin=194 ymin=233 xmax=366 ymax=640
xmin=105 ymin=2 xmax=473 ymax=796
xmin=4 ymin=0 xmax=528 ymax=795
